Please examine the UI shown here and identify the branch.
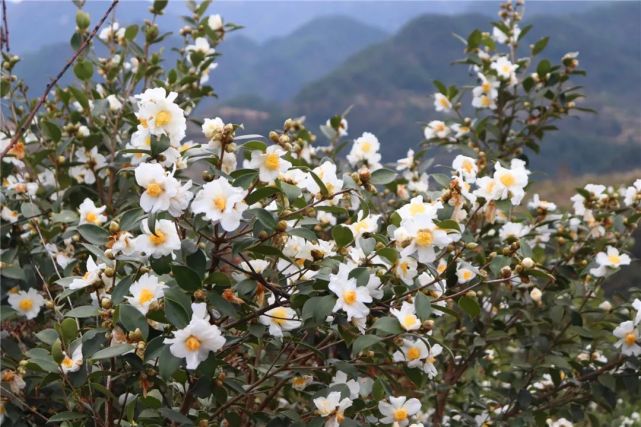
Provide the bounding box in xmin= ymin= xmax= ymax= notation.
xmin=0 ymin=0 xmax=119 ymax=160
xmin=1 ymin=0 xmax=9 ymax=52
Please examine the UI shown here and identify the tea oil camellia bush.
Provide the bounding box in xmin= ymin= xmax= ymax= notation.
xmin=1 ymin=0 xmax=640 ymax=426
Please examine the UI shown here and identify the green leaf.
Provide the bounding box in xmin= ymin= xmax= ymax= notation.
xmin=73 ymin=59 xmax=94 ymax=81
xmin=172 ymin=265 xmax=201 ymax=292
xmin=242 ymin=140 xmax=267 ymax=152
xmin=90 ymin=344 xmax=135 ymax=360
xmin=252 ymin=208 xmax=277 ymax=231
xmin=125 ymin=25 xmax=139 ymax=41
xmin=111 ymin=275 xmax=135 ymax=305
xmin=415 ymin=293 xmax=432 ymax=321
xmin=532 ymin=36 xmax=549 ymax=55
xmin=332 ymin=226 xmax=354 ymax=248
xmin=288 ymin=227 xmax=317 ymax=241
xmin=41 ymin=120 xmax=62 ymax=142
xmin=164 ymin=287 xmax=192 ymax=328
xmin=352 ymin=335 xmax=382 ymax=355
xmin=246 ymin=186 xmax=281 ymax=205
xmin=436 ymin=219 xmax=460 ymax=232
xmin=302 ymin=295 xmax=336 ymax=323
xmin=370 ymin=168 xmax=397 ymax=185
xmin=118 ymin=304 xmax=149 ymax=340
xmin=47 ymin=412 xmax=89 ymax=423
xmin=77 ymin=224 xmax=109 ymax=245
xmin=158 ymin=345 xmax=182 ymax=380
xmin=372 ymin=316 xmax=402 ymax=335
xmin=65 ymin=305 xmax=99 ymax=318
xmin=376 ymin=247 xmax=399 ymax=264
xmin=458 ymin=296 xmax=480 ymax=318
xmin=151 ymin=134 xmax=171 ymax=156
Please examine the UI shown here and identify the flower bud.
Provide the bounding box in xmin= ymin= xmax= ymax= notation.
xmin=76 ymin=10 xmax=90 ymax=30
xmin=109 ymin=221 xmax=120 ymax=233
xmin=529 ymin=287 xmax=542 ymax=303
xmin=598 ymin=301 xmax=612 ymax=311
xmin=521 ymin=257 xmax=535 ymax=269
xmin=500 ymin=266 xmax=512 ymax=278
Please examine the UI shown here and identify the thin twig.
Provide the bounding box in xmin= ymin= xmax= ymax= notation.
xmin=0 ymin=0 xmax=119 ymax=160
xmin=1 ymin=0 xmax=9 ymax=52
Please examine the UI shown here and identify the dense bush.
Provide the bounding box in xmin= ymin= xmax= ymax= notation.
xmin=1 ymin=1 xmax=639 ymax=426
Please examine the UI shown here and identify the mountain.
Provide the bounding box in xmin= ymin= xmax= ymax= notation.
xmin=275 ymin=3 xmax=641 ymax=177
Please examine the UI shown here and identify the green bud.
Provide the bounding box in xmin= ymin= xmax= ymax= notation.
xmin=76 ymin=10 xmax=90 ymax=30
xmin=51 ymin=338 xmax=65 ymax=364
xmin=60 ymin=318 xmax=79 ymax=343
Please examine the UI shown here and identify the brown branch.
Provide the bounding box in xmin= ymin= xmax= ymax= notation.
xmin=1 ymin=0 xmax=9 ymax=52
xmin=0 ymin=0 xmax=119 ymax=160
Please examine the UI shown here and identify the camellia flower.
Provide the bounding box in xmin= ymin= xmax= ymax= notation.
xmin=111 ymin=231 xmax=136 ymax=256
xmin=492 ymin=25 xmax=521 ymax=44
xmin=397 ymin=218 xmax=453 ymax=264
xmin=259 ymin=305 xmax=301 ymax=338
xmin=168 ymin=180 xmax=194 ymax=217
xmin=330 ymin=371 xmax=360 ymax=400
xmin=434 ymin=93 xmax=452 ymax=112
xmin=106 ymin=94 xmax=123 ymax=111
xmin=329 ymin=277 xmax=372 ymax=321
xmin=69 ymin=147 xmax=107 ymax=185
xmin=391 ymin=301 xmax=421 ymax=331
xmin=135 ymin=87 xmax=186 ymax=145
xmin=452 ymin=155 xmax=478 ymax=183
xmin=291 ymin=375 xmax=313 ymax=391
xmin=493 ymin=159 xmax=530 ymax=205
xmin=590 ymin=246 xmax=631 ymax=277
xmin=134 ymin=162 xmax=180 ymax=213
xmin=613 ymin=321 xmax=641 ymax=356
xmin=186 ymin=37 xmax=215 ymax=56
xmin=1 ymin=370 xmax=26 ymax=394
xmin=393 ymin=338 xmax=429 ymax=369
xmin=164 ymin=303 xmax=226 ymax=370
xmin=313 ymin=391 xmax=352 ymax=427
xmin=248 ymin=145 xmax=292 ymax=183
xmin=7 ymin=288 xmax=45 ymax=319
xmin=349 ymin=212 xmax=380 ymax=242
xmin=394 ymin=257 xmax=418 ymax=285
xmin=325 ymin=117 xmax=348 ymax=137
xmin=423 ymin=120 xmax=450 ymax=140
xmin=1 ymin=206 xmax=18 ymax=223
xmin=133 ymin=219 xmax=181 ymax=259
xmin=78 ymin=198 xmax=107 ymax=225
xmin=423 ymin=344 xmax=443 ymax=378
xmin=633 ymin=299 xmax=641 ymax=325
xmin=491 ymin=56 xmax=518 ymax=81
xmin=60 ymin=346 xmax=83 ymax=374
xmin=623 ymin=179 xmax=641 ymax=206
xmin=125 ymin=273 xmax=168 ymax=315
xmin=191 ymin=177 xmax=248 ymax=232
xmin=397 ymin=196 xmax=441 ymax=223
xmin=378 ymin=395 xmax=421 ymax=426
xmin=456 ymin=262 xmax=478 ymax=284
xmin=69 ymin=256 xmax=106 ymax=289
xmin=547 ymin=418 xmax=574 ymax=427
xmin=208 ymin=14 xmax=224 ymax=31
xmin=347 ymin=132 xmax=382 ymax=168
xmin=99 ymin=22 xmax=125 ymax=43
xmin=202 ymin=117 xmax=226 ymax=151
xmin=499 ymin=222 xmax=530 ymax=241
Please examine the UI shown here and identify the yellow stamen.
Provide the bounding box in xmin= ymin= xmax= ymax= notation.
xmin=608 ymin=255 xmax=621 ymax=266
xmin=85 ymin=212 xmax=99 ymax=224
xmin=402 ymin=314 xmax=417 ymax=329
xmin=406 ymin=346 xmax=421 ymax=361
xmin=213 ymin=196 xmax=227 ymax=212
xmin=343 ymin=290 xmax=357 ymax=305
xmin=138 ymin=288 xmax=155 ymax=304
xmin=18 ymin=298 xmax=33 ymax=312
xmin=185 ymin=335 xmax=201 ymax=351
xmin=415 ymin=230 xmax=433 ymax=247
xmin=625 ymin=332 xmax=637 ymax=346
xmin=270 ymin=307 xmax=288 ymax=325
xmin=139 ymin=117 xmax=148 ymax=128
xmin=360 ymin=141 xmax=372 ymax=153
xmin=148 ymin=231 xmax=166 ymax=246
xmin=461 ymin=270 xmax=473 ymax=281
xmin=61 ymin=356 xmax=74 ymax=368
xmin=393 ymin=408 xmax=408 ymax=422
xmin=146 ymin=182 xmax=163 ymax=197
xmin=264 ymin=153 xmax=281 ymax=171
xmin=499 ymin=173 xmax=515 ymax=187
xmin=155 ymin=110 xmax=171 ymax=127
xmin=408 ymin=202 xmax=426 ymax=217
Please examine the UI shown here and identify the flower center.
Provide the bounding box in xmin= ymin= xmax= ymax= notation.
xmin=270 ymin=307 xmax=288 ymax=325
xmin=18 ymin=298 xmax=33 ymax=311
xmin=343 ymin=290 xmax=357 ymax=305
xmin=264 ymin=153 xmax=281 ymax=171
xmin=500 ymin=173 xmax=515 ymax=187
xmin=501 ymin=64 xmax=511 ymax=74
xmin=608 ymin=255 xmax=621 ymax=266
xmin=426 ymin=355 xmax=437 ymax=364
xmin=213 ymin=196 xmax=227 ymax=211
xmin=408 ymin=202 xmax=426 ymax=217
xmin=416 ymin=230 xmax=433 ymax=247
xmin=62 ymin=356 xmax=74 ymax=368
xmin=625 ymin=332 xmax=637 ymax=346
xmin=148 ymin=231 xmax=166 ymax=246
xmin=146 ymin=182 xmax=164 ymax=197
xmin=139 ymin=117 xmax=148 ymax=128
xmin=86 ymin=212 xmax=99 ymax=224
xmin=138 ymin=288 xmax=155 ymax=304
xmin=360 ymin=141 xmax=372 ymax=153
xmin=439 ymin=97 xmax=450 ymax=108
xmin=462 ymin=160 xmax=474 ymax=173
xmin=399 ymin=262 xmax=410 ymax=272
xmin=407 ymin=346 xmax=421 ymax=361
xmin=155 ymin=110 xmax=171 ymax=127
xmin=402 ymin=314 xmax=417 ymax=329
xmin=185 ymin=335 xmax=201 ymax=351
xmin=461 ymin=270 xmax=473 ymax=281
xmin=482 ymin=81 xmax=492 ymax=92
xmin=481 ymin=96 xmax=492 ymax=107
xmin=393 ymin=408 xmax=408 ymax=422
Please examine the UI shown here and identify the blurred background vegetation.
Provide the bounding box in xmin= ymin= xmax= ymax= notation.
xmin=7 ymin=0 xmax=640 ymax=292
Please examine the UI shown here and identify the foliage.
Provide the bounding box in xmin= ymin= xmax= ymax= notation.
xmin=1 ymin=1 xmax=640 ymax=426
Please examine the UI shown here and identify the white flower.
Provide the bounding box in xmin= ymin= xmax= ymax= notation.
xmin=422 ymin=344 xmax=443 ymax=378
xmin=613 ymin=321 xmax=640 ymax=356
xmin=590 ymin=246 xmax=631 ymax=277
xmin=202 ymin=117 xmax=226 ymax=151
xmin=248 ymin=145 xmax=292 ymax=183
xmin=1 ymin=206 xmax=18 ymax=223
xmin=133 ymin=219 xmax=181 ymax=259
xmin=330 ymin=371 xmax=360 ymax=400
xmin=547 ymin=418 xmax=573 ymax=427
xmin=259 ymin=306 xmax=301 ymax=338
xmin=69 ymin=256 xmax=106 ymax=289
xmin=168 ymin=180 xmax=194 ymax=217
xmin=347 ymin=132 xmax=381 ymax=168
xmin=623 ymin=179 xmax=641 ymax=206
xmin=45 ymin=243 xmax=74 ymax=268
xmin=164 ymin=303 xmax=226 ymax=369
xmin=491 ymin=56 xmax=518 ymax=81
xmin=499 ymin=222 xmax=530 ymax=241
xmin=397 ymin=196 xmax=441 ymax=223
xmin=7 ymin=288 xmax=44 ymax=319
xmin=633 ymin=299 xmax=641 ymax=326
xmin=394 ymin=257 xmax=418 ymax=285
xmin=493 ymin=159 xmax=530 ymax=205
xmin=393 ymin=338 xmax=429 ymax=369
xmin=291 ymin=375 xmax=313 ymax=391
xmin=186 ymin=37 xmax=215 ymax=56
xmin=135 ymin=87 xmax=186 ymax=145
xmin=125 ymin=273 xmax=167 ymax=315
xmin=396 ymin=219 xmax=453 ymax=264
xmin=396 ymin=149 xmax=415 ymax=171
xmin=134 ymin=162 xmax=180 ymax=213
xmin=221 ymin=152 xmax=237 ymax=174
xmin=328 ymin=277 xmax=372 ymax=321
xmin=474 ymin=176 xmax=501 ymax=202
xmin=452 ymin=155 xmax=478 ymax=183
xmin=60 ymin=345 xmax=83 ymax=373
xmin=106 ymin=94 xmax=123 ymax=111
xmin=208 ymin=14 xmax=224 ymax=31
xmin=349 ymin=212 xmax=380 ymax=242
xmin=325 ymin=117 xmax=348 ymax=137
xmin=302 ymin=161 xmax=344 ymax=198
xmin=78 ymin=198 xmax=107 ymax=225
xmin=99 ymin=22 xmax=125 ymax=43
xmin=391 ymin=301 xmax=421 ymax=331
xmin=528 ymin=194 xmax=557 ymax=212
xmin=69 ymin=147 xmax=106 ymax=185
xmin=378 ymin=396 xmax=421 ymax=426
xmin=313 ymin=391 xmax=352 ymax=427
xmin=112 ymin=231 xmax=136 ymax=256
xmin=456 ymin=262 xmax=478 ymax=284
xmin=434 ymin=93 xmax=452 ymax=112
xmin=191 ymin=177 xmax=248 ymax=232
xmin=424 ymin=120 xmax=450 ymax=140
xmin=492 ymin=25 xmax=520 ymax=44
